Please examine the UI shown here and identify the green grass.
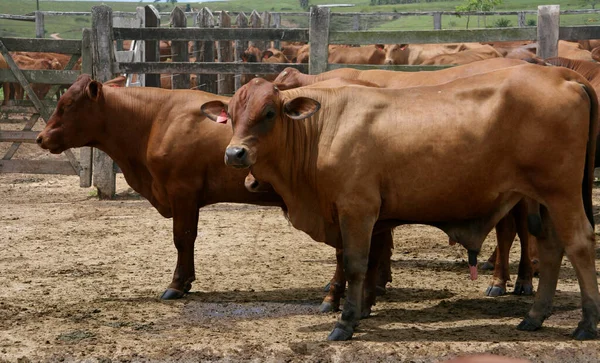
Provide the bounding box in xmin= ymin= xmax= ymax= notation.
xmin=0 ymin=0 xmax=598 ymax=38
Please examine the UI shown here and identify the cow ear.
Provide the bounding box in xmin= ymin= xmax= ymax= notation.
xmin=85 ymin=80 xmax=103 ymax=101
xmin=262 ymin=50 xmax=274 ymax=60
xmin=375 ymin=44 xmax=385 ymax=50
xmin=283 ymin=97 xmax=320 ymax=120
xmin=201 ymin=100 xmax=229 ymax=121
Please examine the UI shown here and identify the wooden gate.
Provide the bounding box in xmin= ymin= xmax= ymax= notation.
xmin=0 ymin=35 xmax=92 ymax=186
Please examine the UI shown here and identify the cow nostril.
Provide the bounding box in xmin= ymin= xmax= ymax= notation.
xmin=36 ymin=136 xmax=43 ymax=144
xmin=250 ymin=180 xmax=259 ymax=190
xmin=235 ymin=148 xmax=246 ymax=159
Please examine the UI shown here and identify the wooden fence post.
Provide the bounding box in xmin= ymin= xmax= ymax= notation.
xmin=262 ymin=11 xmax=272 ymax=48
xmin=35 ymin=11 xmax=44 ymax=38
xmin=195 ymin=8 xmax=217 ymax=93
xmin=135 ymin=6 xmax=145 ymax=87
xmin=91 ymin=5 xmax=116 ymax=199
xmin=170 ymin=7 xmax=189 ymax=89
xmin=309 ymin=6 xmax=330 ymax=75
xmin=433 ymin=12 xmax=442 ymax=30
xmin=144 ymin=5 xmax=161 ymax=88
xmin=273 ymin=13 xmax=281 ymax=49
xmin=518 ymin=11 xmax=526 ymax=27
xmin=353 ymin=14 xmax=360 ymax=31
xmin=218 ymin=11 xmax=234 ymax=95
xmin=80 ymin=28 xmax=93 ymax=188
xmin=234 ymin=12 xmax=248 ymax=91
xmin=249 ymin=11 xmax=263 ymax=49
xmin=537 ymin=5 xmax=559 ymax=59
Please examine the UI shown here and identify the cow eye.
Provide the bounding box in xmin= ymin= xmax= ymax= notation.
xmin=265 ymin=110 xmax=275 ymax=119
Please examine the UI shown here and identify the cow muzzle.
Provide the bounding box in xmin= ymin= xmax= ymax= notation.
xmin=225 ymin=145 xmax=252 ymax=168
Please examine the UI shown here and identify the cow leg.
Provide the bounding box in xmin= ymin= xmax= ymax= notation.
xmin=161 ymin=197 xmax=199 ymax=300
xmin=485 ymin=213 xmax=515 ymax=297
xmin=363 ymin=233 xmax=385 ymax=318
xmin=375 ymin=229 xmax=393 ymax=296
xmin=327 ymin=213 xmax=376 ymax=341
xmin=482 ymin=248 xmax=497 ymax=270
xmin=320 ymin=248 xmax=346 ymax=313
xmin=514 ymin=200 xmax=534 ymax=296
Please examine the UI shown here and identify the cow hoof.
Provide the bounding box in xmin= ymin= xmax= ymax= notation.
xmin=517 ymin=317 xmax=542 ymax=332
xmin=327 ymin=324 xmax=354 ymax=341
xmin=361 ymin=307 xmax=372 ymax=319
xmin=319 ymin=301 xmax=339 ymax=313
xmin=375 ymin=285 xmax=387 ymax=296
xmin=513 ymin=281 xmax=534 ymax=296
xmin=571 ymin=325 xmax=598 ymax=340
xmin=485 ymin=285 xmax=506 ymax=297
xmin=323 ymin=282 xmax=331 ymax=292
xmin=481 ymin=261 xmax=495 ymax=270
xmin=160 ymin=288 xmax=185 ymax=300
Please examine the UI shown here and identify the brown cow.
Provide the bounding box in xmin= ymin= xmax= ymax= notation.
xmin=211 ymin=64 xmax=599 ymax=341
xmin=421 ymin=45 xmax=503 ymax=65
xmin=383 ymin=43 xmax=467 ymax=65
xmin=328 ymin=44 xmax=386 ymax=64
xmin=35 ymin=75 xmax=390 ymax=312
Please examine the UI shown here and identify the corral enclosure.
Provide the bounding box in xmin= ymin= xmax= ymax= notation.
xmin=2 ymin=2 xmax=600 ymax=362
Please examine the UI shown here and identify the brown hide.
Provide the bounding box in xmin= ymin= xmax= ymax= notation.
xmin=328 ymin=45 xmax=386 ymax=65
xmin=221 ymin=66 xmax=599 ymax=341
xmin=421 ymin=45 xmax=502 ymax=65
xmin=383 ymin=43 xmax=466 ymax=65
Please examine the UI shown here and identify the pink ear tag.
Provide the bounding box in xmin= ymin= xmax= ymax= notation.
xmin=216 ymin=109 xmax=228 ymax=124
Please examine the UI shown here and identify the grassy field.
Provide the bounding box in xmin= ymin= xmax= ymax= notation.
xmin=0 ymin=0 xmax=598 ymax=38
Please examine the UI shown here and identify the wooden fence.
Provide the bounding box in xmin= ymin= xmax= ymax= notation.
xmin=2 ymin=4 xmax=600 ymax=198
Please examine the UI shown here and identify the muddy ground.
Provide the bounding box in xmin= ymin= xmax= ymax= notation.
xmin=1 ymin=140 xmax=600 ymax=361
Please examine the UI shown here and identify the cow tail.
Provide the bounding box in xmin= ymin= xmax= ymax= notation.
xmin=581 ymin=83 xmax=598 ymax=231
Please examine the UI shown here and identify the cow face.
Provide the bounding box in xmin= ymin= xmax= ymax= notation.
xmin=272 ymin=67 xmax=302 ymax=90
xmin=36 ymin=74 xmax=102 ymax=154
xmin=384 ymin=43 xmax=409 ymax=65
xmin=202 ymin=79 xmax=319 ymax=169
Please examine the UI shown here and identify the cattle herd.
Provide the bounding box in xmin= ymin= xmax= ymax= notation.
xmin=27 ymin=36 xmax=600 ymax=345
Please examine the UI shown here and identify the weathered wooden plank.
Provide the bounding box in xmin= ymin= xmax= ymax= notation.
xmin=116 ymin=50 xmax=135 ymax=63
xmin=309 ymin=7 xmax=330 ymax=75
xmin=171 ymin=7 xmax=189 ymax=90
xmin=115 ymin=62 xmax=308 ymax=75
xmin=218 ymin=11 xmax=234 ymax=94
xmin=80 ymin=28 xmax=93 ymax=188
xmin=326 ymin=63 xmax=453 ymax=72
xmin=234 ymin=12 xmax=249 ymax=91
xmin=44 ymin=54 xmax=80 ymax=99
xmin=0 ymin=38 xmax=81 ymax=54
xmin=196 ymin=8 xmax=218 ymax=93
xmin=0 ymin=14 xmax=35 ymax=21
xmin=537 ymin=5 xmax=559 ymax=59
xmin=0 ymin=130 xmax=39 ymax=143
xmin=433 ymin=12 xmax=442 ymax=30
xmin=249 ymin=11 xmax=262 ymax=49
xmin=559 ymin=26 xmax=600 ymax=41
xmin=113 ymin=27 xmax=309 ymax=42
xmin=35 ymin=11 xmax=44 ymax=38
xmin=0 ymin=160 xmax=77 ymax=175
xmin=262 ymin=11 xmax=272 ymax=48
xmin=329 ymin=28 xmax=537 ymax=45
xmin=2 ymin=114 xmax=39 ymax=160
xmin=113 ymin=16 xmax=142 ymax=28
xmin=0 ymin=69 xmax=80 ymax=84
xmin=144 ymin=5 xmax=161 ymax=88
xmin=91 ymin=5 xmax=116 ymax=199
xmin=272 ymin=13 xmax=281 ymax=49
xmin=518 ymin=11 xmax=526 ymax=27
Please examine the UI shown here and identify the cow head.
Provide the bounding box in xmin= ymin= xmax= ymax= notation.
xmin=201 ymin=78 xmax=319 ymax=169
xmin=36 ymin=74 xmax=104 ymax=154
xmin=244 ymin=172 xmax=274 ymax=193
xmin=384 ymin=43 xmax=409 ymax=65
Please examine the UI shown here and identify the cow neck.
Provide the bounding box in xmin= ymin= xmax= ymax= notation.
xmin=562 ymin=59 xmax=600 ymax=90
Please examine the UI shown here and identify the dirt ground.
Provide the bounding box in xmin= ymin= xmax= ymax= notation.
xmin=2 ymin=144 xmax=600 ymax=361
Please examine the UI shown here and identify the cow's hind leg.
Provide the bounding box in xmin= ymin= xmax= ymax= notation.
xmin=375 ymin=229 xmax=393 ymax=296
xmin=161 ymin=197 xmax=200 ymax=300
xmin=514 ymin=200 xmax=534 ymax=296
xmin=320 ymin=248 xmax=346 ymax=313
xmin=328 ymin=212 xmax=377 ymax=341
xmin=363 ymin=232 xmax=386 ymax=318
xmin=486 ymin=213 xmax=516 ymax=297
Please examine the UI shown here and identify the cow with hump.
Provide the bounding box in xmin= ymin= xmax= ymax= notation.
xmin=207 ymin=64 xmax=600 ymax=341
xmin=35 ymin=74 xmax=391 ymax=311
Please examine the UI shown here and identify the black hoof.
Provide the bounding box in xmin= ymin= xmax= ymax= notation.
xmin=361 ymin=307 xmax=372 ymax=319
xmin=513 ymin=281 xmax=534 ymax=296
xmin=319 ymin=301 xmax=339 ymax=313
xmin=183 ymin=282 xmax=192 ymax=293
xmin=572 ymin=324 xmax=598 ymax=340
xmin=323 ymin=282 xmax=331 ymax=292
xmin=481 ymin=261 xmax=495 ymax=270
xmin=327 ymin=324 xmax=354 ymax=341
xmin=485 ymin=285 xmax=506 ymax=297
xmin=517 ymin=317 xmax=542 ymax=332
xmin=161 ymin=288 xmax=185 ymax=300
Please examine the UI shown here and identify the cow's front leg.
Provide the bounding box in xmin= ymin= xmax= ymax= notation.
xmin=161 ymin=197 xmax=200 ymax=300
xmin=327 ymin=212 xmax=376 ymax=341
